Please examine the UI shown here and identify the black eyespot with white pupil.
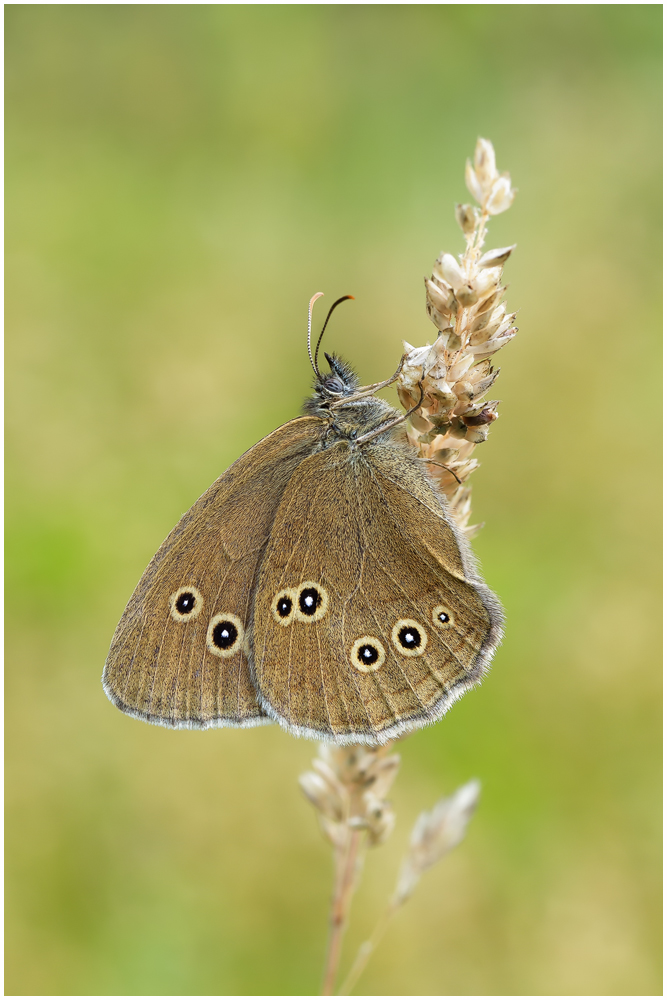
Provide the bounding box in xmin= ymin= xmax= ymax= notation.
xmin=391 ymin=618 xmax=428 ymax=657
xmin=277 ymin=596 xmax=292 ymax=618
xmin=175 ymin=591 xmax=196 ymax=614
xmin=359 ymin=644 xmax=379 ymax=665
xmin=432 ymin=605 xmax=454 ymax=629
xmin=206 ymin=612 xmax=244 ymax=657
xmin=212 ymin=620 xmax=237 ymax=650
xmin=398 ymin=627 xmax=419 ymax=649
xmin=350 ymin=635 xmax=386 ymax=672
xmin=170 ymin=585 xmax=204 ymax=621
xmin=290 ymin=581 xmax=329 ymax=623
xmin=299 ymin=587 xmax=321 ymax=616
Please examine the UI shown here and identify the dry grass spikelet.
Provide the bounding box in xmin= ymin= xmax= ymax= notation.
xmin=399 ymin=136 xmax=517 ymax=536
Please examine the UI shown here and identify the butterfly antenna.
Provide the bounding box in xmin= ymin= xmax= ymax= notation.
xmin=314 ymin=295 xmax=354 ymax=374
xmin=307 ymin=292 xmax=325 ymax=377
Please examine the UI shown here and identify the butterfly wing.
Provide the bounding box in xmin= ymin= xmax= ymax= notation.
xmin=251 ymin=437 xmax=503 ymax=744
xmin=103 ymin=417 xmax=324 ymax=728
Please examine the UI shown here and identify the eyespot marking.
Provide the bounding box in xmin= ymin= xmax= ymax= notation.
xmin=432 ymin=605 xmax=454 ymax=628
xmin=391 ymin=618 xmax=428 ymax=657
xmin=169 ymin=586 xmax=204 ymax=621
xmin=350 ymin=636 xmax=386 ymax=673
xmin=271 ymin=589 xmax=296 ymax=626
xmin=294 ymin=581 xmax=329 ymax=623
xmin=206 ymin=613 xmax=244 ymax=658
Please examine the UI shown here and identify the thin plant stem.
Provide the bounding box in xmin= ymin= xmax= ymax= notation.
xmin=337 ymin=899 xmax=399 ymax=996
xmin=300 ymin=746 xmax=401 ymax=994
xmin=321 ymin=829 xmax=363 ymax=995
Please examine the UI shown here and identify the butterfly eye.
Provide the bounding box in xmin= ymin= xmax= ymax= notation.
xmin=271 ymin=589 xmax=296 ymax=626
xmin=350 ymin=636 xmax=386 ymax=673
xmin=432 ymin=605 xmax=454 ymax=628
xmin=169 ymin=586 xmax=204 ymax=621
xmin=322 ymin=377 xmax=344 ymax=393
xmin=391 ymin=619 xmax=428 ymax=657
xmin=206 ymin=613 xmax=244 ymax=658
xmin=294 ymin=582 xmax=329 ymax=623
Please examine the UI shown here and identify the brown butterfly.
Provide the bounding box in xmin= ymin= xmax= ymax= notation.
xmin=103 ymin=294 xmax=503 ymax=745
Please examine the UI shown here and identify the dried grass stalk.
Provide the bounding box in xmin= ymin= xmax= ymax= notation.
xmin=300 ymin=137 xmax=517 ymax=995
xmin=300 ymin=744 xmax=401 ymax=994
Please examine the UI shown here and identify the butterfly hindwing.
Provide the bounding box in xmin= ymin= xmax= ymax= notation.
xmin=103 ymin=417 xmax=324 ymax=728
xmin=251 ymin=436 xmax=503 ymax=744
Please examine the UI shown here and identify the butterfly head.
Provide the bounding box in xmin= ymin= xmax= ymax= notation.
xmin=317 ymin=352 xmax=360 ymax=397
xmin=304 ymin=293 xmax=398 ymax=420
xmin=304 ymin=352 xmax=363 ymax=415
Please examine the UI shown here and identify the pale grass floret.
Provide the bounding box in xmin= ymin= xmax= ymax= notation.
xmin=392 ymin=779 xmax=481 ymax=906
xmin=336 ymin=780 xmax=482 ymax=996
xmin=299 ymin=743 xmax=401 ymax=851
xmin=300 ymin=138 xmax=517 ymax=995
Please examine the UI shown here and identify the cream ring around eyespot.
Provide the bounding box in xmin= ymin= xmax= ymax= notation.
xmin=350 ymin=636 xmax=386 ymax=673
xmin=206 ymin=613 xmax=244 ymax=658
xmin=169 ymin=585 xmax=204 ymax=622
xmin=294 ymin=581 xmax=329 ymax=623
xmin=391 ymin=618 xmax=428 ymax=657
xmin=271 ymin=588 xmax=296 ymax=626
xmin=432 ymin=605 xmax=455 ymax=629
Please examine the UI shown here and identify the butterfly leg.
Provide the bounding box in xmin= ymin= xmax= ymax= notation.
xmin=354 ymin=372 xmax=425 ymax=446
xmin=329 ymin=354 xmax=408 ymax=409
xmin=420 ymin=459 xmax=463 ymax=484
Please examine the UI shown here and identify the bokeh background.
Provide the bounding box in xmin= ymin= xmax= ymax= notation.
xmin=6 ymin=6 xmax=661 ymax=996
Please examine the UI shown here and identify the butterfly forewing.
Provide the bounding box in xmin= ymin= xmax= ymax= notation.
xmin=103 ymin=417 xmax=323 ymax=728
xmin=251 ymin=437 xmax=502 ymax=744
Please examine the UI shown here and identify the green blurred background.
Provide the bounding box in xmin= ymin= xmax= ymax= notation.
xmin=6 ymin=6 xmax=661 ymax=996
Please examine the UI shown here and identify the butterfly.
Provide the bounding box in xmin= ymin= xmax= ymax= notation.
xmin=103 ymin=294 xmax=503 ymax=745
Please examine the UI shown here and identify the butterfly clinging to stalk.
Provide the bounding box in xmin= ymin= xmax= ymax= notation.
xmin=103 ymin=294 xmax=503 ymax=745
